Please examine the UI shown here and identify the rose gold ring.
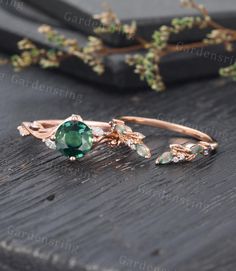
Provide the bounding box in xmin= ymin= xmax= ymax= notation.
xmin=120 ymin=116 xmax=218 ymax=164
xmin=18 ymin=114 xmax=218 ymax=165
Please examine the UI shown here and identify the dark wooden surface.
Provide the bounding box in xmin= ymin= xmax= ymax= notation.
xmin=0 ymin=56 xmax=236 ymax=271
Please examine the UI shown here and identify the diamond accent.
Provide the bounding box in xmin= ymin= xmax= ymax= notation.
xmin=172 ymin=157 xmax=179 ymax=163
xmin=92 ymin=127 xmax=104 ymax=137
xmin=45 ymin=139 xmax=56 ymax=150
xmin=18 ymin=126 xmax=30 ymax=136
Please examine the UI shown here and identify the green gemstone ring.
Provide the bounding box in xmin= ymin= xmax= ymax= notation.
xmin=18 ymin=115 xmax=218 ymax=165
xmin=18 ymin=114 xmax=151 ymax=161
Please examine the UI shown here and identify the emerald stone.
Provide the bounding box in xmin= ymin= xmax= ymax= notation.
xmin=190 ymin=145 xmax=204 ymax=154
xmin=115 ymin=124 xmax=126 ymax=134
xmin=157 ymin=152 xmax=173 ymax=164
xmin=55 ymin=121 xmax=93 ymax=159
xmin=115 ymin=124 xmax=132 ymax=134
xmin=136 ymin=144 xmax=151 ymax=158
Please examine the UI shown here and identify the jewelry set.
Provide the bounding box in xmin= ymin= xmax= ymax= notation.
xmin=18 ymin=114 xmax=218 ymax=165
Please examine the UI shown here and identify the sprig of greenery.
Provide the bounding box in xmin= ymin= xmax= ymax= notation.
xmin=11 ymin=38 xmax=63 ymax=70
xmin=11 ymin=25 xmax=105 ymax=74
xmin=2 ymin=0 xmax=236 ymax=92
xmin=125 ymin=13 xmax=211 ymax=91
xmin=220 ymin=63 xmax=236 ymax=80
xmin=93 ymin=3 xmax=137 ymax=39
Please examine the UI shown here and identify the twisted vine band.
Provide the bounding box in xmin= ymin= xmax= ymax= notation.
xmin=18 ymin=115 xmax=218 ymax=165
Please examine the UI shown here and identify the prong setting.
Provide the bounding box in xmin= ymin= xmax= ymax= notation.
xmin=156 ymin=142 xmax=216 ymax=165
xmin=69 ymin=157 xmax=76 ymax=161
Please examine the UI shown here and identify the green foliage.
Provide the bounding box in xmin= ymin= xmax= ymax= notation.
xmin=2 ymin=0 xmax=236 ymax=92
xmin=126 ymin=50 xmax=164 ymax=91
xmin=93 ymin=6 xmax=137 ymax=39
xmin=220 ymin=63 xmax=236 ymax=81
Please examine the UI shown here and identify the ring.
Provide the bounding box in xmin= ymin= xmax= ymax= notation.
xmin=17 ymin=114 xmax=218 ymax=165
xmin=120 ymin=116 xmax=218 ymax=165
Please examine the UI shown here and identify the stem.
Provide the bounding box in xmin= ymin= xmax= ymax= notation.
xmin=190 ymin=1 xmax=236 ymax=34
xmin=160 ymin=38 xmax=236 ymax=58
xmin=97 ymin=36 xmax=236 ymax=58
xmin=167 ymin=41 xmax=215 ymax=52
xmin=135 ymin=35 xmax=149 ymax=47
xmin=98 ymin=44 xmax=145 ymax=55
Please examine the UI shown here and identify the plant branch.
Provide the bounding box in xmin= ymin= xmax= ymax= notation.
xmin=2 ymin=0 xmax=236 ymax=92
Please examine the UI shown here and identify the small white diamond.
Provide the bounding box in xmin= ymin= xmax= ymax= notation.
xmin=130 ymin=144 xmax=136 ymax=150
xmin=19 ymin=129 xmax=25 ymax=136
xmin=30 ymin=121 xmax=41 ymax=129
xmin=18 ymin=126 xmax=29 ymax=136
xmin=172 ymin=157 xmax=179 ymax=163
xmin=178 ymin=154 xmax=185 ymax=161
xmin=92 ymin=127 xmax=104 ymax=136
xmin=126 ymin=139 xmax=133 ymax=147
xmin=45 ymin=139 xmax=56 ymax=150
xmin=133 ymin=132 xmax=145 ymax=139
xmin=126 ymin=140 xmax=136 ymax=150
xmin=203 ymin=149 xmax=209 ymax=156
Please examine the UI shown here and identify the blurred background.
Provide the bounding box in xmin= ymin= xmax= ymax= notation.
xmin=0 ymin=0 xmax=236 ymax=90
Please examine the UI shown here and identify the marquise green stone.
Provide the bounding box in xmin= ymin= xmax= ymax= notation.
xmin=190 ymin=145 xmax=204 ymax=154
xmin=115 ymin=124 xmax=126 ymax=134
xmin=158 ymin=152 xmax=173 ymax=164
xmin=136 ymin=144 xmax=151 ymax=158
xmin=55 ymin=121 xmax=93 ymax=159
xmin=115 ymin=124 xmax=132 ymax=134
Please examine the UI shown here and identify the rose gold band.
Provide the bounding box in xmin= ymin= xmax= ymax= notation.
xmin=120 ymin=116 xmax=218 ymax=149
xmin=19 ymin=119 xmax=111 ymax=139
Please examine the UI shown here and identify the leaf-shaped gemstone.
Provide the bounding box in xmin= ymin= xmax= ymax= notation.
xmin=190 ymin=144 xmax=204 ymax=154
xmin=156 ymin=152 xmax=173 ymax=165
xmin=115 ymin=124 xmax=132 ymax=134
xmin=45 ymin=139 xmax=56 ymax=150
xmin=136 ymin=144 xmax=151 ymax=158
xmin=132 ymin=132 xmax=146 ymax=139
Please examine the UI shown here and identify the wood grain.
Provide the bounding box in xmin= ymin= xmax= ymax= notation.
xmin=0 ymin=60 xmax=236 ymax=271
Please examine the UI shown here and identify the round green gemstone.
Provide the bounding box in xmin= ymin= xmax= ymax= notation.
xmin=55 ymin=121 xmax=93 ymax=159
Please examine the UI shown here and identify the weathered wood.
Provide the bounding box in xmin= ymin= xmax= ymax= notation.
xmin=0 ymin=57 xmax=236 ymax=271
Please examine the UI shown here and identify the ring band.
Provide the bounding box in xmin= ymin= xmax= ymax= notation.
xmin=18 ymin=114 xmax=218 ymax=165
xmin=120 ymin=116 xmax=218 ymax=164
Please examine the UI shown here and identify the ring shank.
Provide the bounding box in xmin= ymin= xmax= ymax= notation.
xmin=34 ymin=120 xmax=111 ymax=129
xmin=120 ymin=116 xmax=218 ymax=148
xmin=19 ymin=120 xmax=111 ymax=140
